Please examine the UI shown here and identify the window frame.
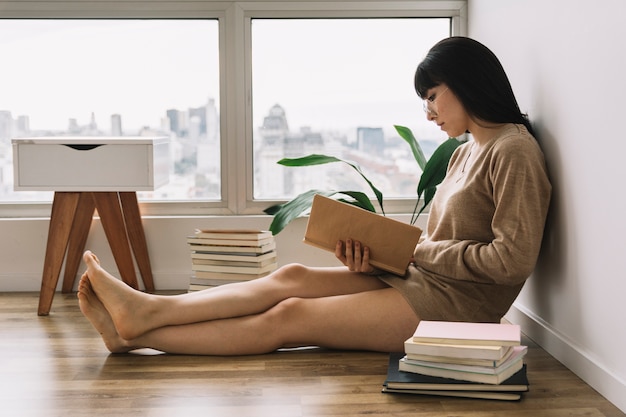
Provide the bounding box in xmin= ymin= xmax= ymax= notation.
xmin=0 ymin=1 xmax=467 ymax=218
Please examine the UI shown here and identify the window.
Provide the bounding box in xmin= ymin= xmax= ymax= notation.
xmin=251 ymin=18 xmax=450 ymax=200
xmin=0 ymin=1 xmax=466 ymax=217
xmin=0 ymin=19 xmax=220 ymax=203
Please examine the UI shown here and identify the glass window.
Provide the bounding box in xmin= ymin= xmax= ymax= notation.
xmin=0 ymin=19 xmax=220 ymax=203
xmin=0 ymin=2 xmax=465 ymax=217
xmin=251 ymin=18 xmax=450 ymax=200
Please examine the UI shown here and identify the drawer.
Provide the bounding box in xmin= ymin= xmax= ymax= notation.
xmin=12 ymin=137 xmax=169 ymax=191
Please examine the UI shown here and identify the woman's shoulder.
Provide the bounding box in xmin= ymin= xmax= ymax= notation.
xmin=490 ymin=124 xmax=544 ymax=156
xmin=486 ymin=125 xmax=550 ymax=183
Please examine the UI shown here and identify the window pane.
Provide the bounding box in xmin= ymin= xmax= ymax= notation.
xmin=252 ymin=18 xmax=450 ymax=200
xmin=0 ymin=19 xmax=220 ymax=202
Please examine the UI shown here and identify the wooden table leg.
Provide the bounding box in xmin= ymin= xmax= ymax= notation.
xmin=38 ymin=191 xmax=156 ymax=314
xmin=119 ymin=192 xmax=155 ymax=292
xmin=92 ymin=192 xmax=139 ymax=289
xmin=38 ymin=192 xmax=80 ymax=316
xmin=61 ymin=193 xmax=96 ymax=293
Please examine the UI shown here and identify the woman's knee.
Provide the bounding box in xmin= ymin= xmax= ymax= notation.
xmin=269 ymin=263 xmax=310 ymax=286
xmin=261 ymin=297 xmax=309 ymax=345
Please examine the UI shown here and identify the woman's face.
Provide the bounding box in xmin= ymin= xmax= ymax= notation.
xmin=423 ymin=84 xmax=470 ymax=138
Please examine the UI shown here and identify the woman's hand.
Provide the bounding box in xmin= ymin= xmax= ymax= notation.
xmin=335 ymin=239 xmax=377 ymax=274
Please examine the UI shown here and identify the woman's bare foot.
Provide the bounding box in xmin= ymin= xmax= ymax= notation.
xmin=77 ymin=274 xmax=133 ymax=353
xmin=82 ymin=250 xmax=157 ymax=340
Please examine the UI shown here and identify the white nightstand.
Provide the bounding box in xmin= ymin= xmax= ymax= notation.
xmin=13 ymin=137 xmax=170 ymax=315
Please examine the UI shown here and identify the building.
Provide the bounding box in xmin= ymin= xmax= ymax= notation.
xmin=111 ymin=114 xmax=123 ymax=136
xmin=356 ymin=127 xmax=384 ymax=154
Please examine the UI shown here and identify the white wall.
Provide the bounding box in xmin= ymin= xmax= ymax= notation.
xmin=468 ymin=0 xmax=626 ymax=412
xmin=0 ymin=213 xmax=426 ymax=291
xmin=0 ymin=215 xmax=335 ymax=291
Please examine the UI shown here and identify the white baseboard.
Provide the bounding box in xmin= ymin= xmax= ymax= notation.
xmin=506 ymin=304 xmax=626 ymax=413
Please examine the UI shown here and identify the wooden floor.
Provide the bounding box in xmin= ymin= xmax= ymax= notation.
xmin=1 ymin=292 xmax=624 ymax=417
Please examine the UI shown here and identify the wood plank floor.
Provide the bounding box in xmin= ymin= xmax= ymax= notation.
xmin=1 ymin=292 xmax=624 ymax=417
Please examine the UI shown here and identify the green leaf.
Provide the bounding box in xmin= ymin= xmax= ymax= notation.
xmin=266 ymin=189 xmax=334 ymax=235
xmin=265 ymin=190 xmax=376 ymax=235
xmin=410 ymin=138 xmax=462 ymax=224
xmin=277 ymin=154 xmax=342 ymax=167
xmin=263 ymin=204 xmax=283 ymax=216
xmin=417 ymin=138 xmax=462 ymax=198
xmin=335 ymin=191 xmax=376 ymax=212
xmin=268 ymin=133 xmax=463 ymax=233
xmin=422 ymin=186 xmax=437 ymax=211
xmin=278 ymin=154 xmax=385 ymax=215
xmin=394 ymin=125 xmax=427 ymax=170
xmin=410 ymin=186 xmax=436 ymax=224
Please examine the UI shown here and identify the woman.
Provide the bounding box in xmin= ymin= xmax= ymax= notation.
xmin=78 ymin=37 xmax=551 ymax=355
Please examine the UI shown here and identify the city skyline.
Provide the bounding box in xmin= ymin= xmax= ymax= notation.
xmin=0 ymin=95 xmax=220 ymax=139
xmin=0 ymin=95 xmax=443 ymax=145
xmin=0 ymin=99 xmax=441 ymax=203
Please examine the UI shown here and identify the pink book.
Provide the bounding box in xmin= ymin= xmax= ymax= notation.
xmin=412 ymin=321 xmax=521 ymax=346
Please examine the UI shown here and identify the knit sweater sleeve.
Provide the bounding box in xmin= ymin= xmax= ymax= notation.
xmin=412 ymin=131 xmax=551 ymax=285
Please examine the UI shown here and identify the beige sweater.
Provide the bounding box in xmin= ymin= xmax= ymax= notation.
xmin=379 ymin=124 xmax=551 ymax=322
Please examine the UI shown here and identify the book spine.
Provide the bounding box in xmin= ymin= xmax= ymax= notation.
xmin=404 ymin=340 xmax=510 ymax=361
xmin=190 ymin=251 xmax=277 ymax=262
xmin=189 ymin=242 xmax=276 ymax=254
xmin=398 ymin=358 xmax=523 ymax=385
xmin=187 ymin=237 xmax=274 ymax=247
xmin=192 ymin=263 xmax=277 ymax=274
xmin=401 ymin=348 xmax=525 ymax=375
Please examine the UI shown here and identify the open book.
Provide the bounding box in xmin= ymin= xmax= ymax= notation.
xmin=303 ymin=194 xmax=422 ymax=275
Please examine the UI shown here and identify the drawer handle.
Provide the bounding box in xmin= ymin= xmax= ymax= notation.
xmin=64 ymin=144 xmax=104 ymax=151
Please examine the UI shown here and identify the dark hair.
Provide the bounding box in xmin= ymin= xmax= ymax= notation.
xmin=415 ymin=37 xmax=534 ymax=136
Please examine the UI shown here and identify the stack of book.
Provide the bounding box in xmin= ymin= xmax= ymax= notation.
xmin=187 ymin=229 xmax=278 ymax=292
xmin=383 ymin=321 xmax=529 ymax=401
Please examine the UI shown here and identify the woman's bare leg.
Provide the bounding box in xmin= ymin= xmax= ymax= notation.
xmin=113 ymin=287 xmax=420 ymax=355
xmin=82 ymin=250 xmax=389 ymax=340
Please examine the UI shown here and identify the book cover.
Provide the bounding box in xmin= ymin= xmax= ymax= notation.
xmin=401 ymin=346 xmax=527 ymax=375
xmin=412 ymin=321 xmax=521 ymax=346
xmin=303 ymin=194 xmax=422 ymax=276
xmin=383 ymin=352 xmax=529 ymax=392
xmin=404 ymin=339 xmax=512 ymax=361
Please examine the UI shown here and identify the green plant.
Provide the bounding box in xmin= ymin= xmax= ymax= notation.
xmin=264 ymin=125 xmax=463 ymax=234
